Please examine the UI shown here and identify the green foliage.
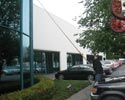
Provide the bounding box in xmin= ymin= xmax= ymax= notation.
xmin=0 ymin=77 xmax=54 ymax=100
xmin=77 ymin=0 xmax=125 ymax=57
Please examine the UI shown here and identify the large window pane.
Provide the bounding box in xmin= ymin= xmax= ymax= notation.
xmin=34 ymin=50 xmax=60 ymax=74
xmin=22 ymin=0 xmax=30 ymax=35
xmin=67 ymin=53 xmax=83 ymax=67
xmin=23 ymin=35 xmax=30 ymax=73
xmin=0 ymin=27 xmax=20 ymax=67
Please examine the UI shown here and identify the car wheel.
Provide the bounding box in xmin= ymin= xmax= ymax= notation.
xmin=58 ymin=74 xmax=64 ymax=80
xmin=87 ymin=74 xmax=94 ymax=83
xmin=102 ymin=96 xmax=123 ymax=100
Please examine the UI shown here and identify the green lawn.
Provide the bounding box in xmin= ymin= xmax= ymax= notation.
xmin=53 ymin=80 xmax=90 ymax=100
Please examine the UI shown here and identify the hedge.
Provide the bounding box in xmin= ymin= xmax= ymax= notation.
xmin=0 ymin=77 xmax=54 ymax=100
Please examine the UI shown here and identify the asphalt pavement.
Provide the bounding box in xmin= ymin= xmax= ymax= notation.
xmin=66 ymin=84 xmax=92 ymax=100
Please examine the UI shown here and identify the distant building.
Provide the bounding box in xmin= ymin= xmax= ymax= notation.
xmin=33 ymin=5 xmax=105 ymax=74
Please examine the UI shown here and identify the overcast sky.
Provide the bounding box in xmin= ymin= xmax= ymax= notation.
xmin=33 ymin=0 xmax=84 ymax=26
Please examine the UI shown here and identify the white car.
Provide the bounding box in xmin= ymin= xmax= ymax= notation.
xmin=102 ymin=64 xmax=113 ymax=75
xmin=101 ymin=60 xmax=118 ymax=70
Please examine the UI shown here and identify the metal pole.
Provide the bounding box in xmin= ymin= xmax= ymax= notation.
xmin=30 ymin=0 xmax=34 ymax=86
xmin=20 ymin=0 xmax=24 ymax=89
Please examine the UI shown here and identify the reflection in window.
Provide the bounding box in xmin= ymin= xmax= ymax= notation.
xmin=0 ymin=28 xmax=20 ymax=67
xmin=34 ymin=50 xmax=60 ymax=74
xmin=0 ymin=0 xmax=21 ymax=73
xmin=67 ymin=53 xmax=83 ymax=67
xmin=22 ymin=0 xmax=30 ymax=35
xmin=0 ymin=0 xmax=21 ymax=30
xmin=52 ymin=53 xmax=59 ymax=68
xmin=23 ymin=35 xmax=30 ymax=73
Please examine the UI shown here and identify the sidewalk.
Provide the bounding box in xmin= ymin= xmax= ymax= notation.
xmin=66 ymin=84 xmax=92 ymax=100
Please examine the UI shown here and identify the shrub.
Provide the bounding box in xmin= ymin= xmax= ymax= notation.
xmin=0 ymin=77 xmax=54 ymax=100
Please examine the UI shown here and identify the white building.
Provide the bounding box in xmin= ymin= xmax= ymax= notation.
xmin=33 ymin=5 xmax=104 ymax=73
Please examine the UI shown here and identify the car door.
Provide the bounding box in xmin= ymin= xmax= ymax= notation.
xmin=67 ymin=67 xmax=80 ymax=79
xmin=79 ymin=66 xmax=93 ymax=80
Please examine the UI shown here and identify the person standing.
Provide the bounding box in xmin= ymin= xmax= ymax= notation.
xmin=93 ymin=55 xmax=103 ymax=82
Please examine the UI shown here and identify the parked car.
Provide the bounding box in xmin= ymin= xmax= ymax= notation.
xmin=55 ymin=64 xmax=94 ymax=82
xmin=91 ymin=76 xmax=125 ymax=100
xmin=2 ymin=65 xmax=20 ymax=75
xmin=90 ymin=61 xmax=113 ymax=75
xmin=119 ymin=58 xmax=125 ymax=64
xmin=101 ymin=64 xmax=113 ymax=75
xmin=101 ymin=60 xmax=118 ymax=70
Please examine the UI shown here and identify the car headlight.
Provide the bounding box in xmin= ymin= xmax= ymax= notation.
xmin=92 ymin=87 xmax=97 ymax=94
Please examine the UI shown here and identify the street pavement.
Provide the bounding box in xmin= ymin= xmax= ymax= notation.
xmin=66 ymin=84 xmax=92 ymax=100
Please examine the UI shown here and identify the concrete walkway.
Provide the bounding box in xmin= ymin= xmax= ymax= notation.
xmin=66 ymin=84 xmax=92 ymax=100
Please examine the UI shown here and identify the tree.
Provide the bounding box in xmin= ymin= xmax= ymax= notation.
xmin=76 ymin=0 xmax=125 ymax=58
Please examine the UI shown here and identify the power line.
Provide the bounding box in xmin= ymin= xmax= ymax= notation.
xmin=36 ymin=0 xmax=88 ymax=62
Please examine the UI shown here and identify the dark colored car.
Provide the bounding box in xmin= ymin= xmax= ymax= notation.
xmin=91 ymin=76 xmax=125 ymax=100
xmin=55 ymin=64 xmax=94 ymax=81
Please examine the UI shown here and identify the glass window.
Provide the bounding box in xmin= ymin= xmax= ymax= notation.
xmin=0 ymin=0 xmax=21 ymax=30
xmin=22 ymin=0 xmax=30 ymax=35
xmin=0 ymin=0 xmax=21 ymax=93
xmin=34 ymin=50 xmax=60 ymax=74
xmin=23 ymin=35 xmax=30 ymax=73
xmin=67 ymin=53 xmax=83 ymax=67
xmin=0 ymin=27 xmax=20 ymax=71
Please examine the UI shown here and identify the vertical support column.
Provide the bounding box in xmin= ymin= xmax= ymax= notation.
xmin=20 ymin=0 xmax=24 ymax=90
xmin=30 ymin=0 xmax=34 ymax=86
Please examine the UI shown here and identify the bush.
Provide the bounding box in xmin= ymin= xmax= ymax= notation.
xmin=0 ymin=77 xmax=54 ymax=100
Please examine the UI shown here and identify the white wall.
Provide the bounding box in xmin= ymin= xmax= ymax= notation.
xmin=33 ymin=5 xmax=92 ymax=70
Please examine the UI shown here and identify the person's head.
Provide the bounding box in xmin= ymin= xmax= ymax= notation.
xmin=94 ymin=55 xmax=99 ymax=60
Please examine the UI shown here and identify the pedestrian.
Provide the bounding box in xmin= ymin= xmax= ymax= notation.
xmin=93 ymin=55 xmax=103 ymax=82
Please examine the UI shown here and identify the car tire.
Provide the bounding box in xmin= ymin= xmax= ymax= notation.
xmin=87 ymin=74 xmax=94 ymax=83
xmin=102 ymin=96 xmax=123 ymax=100
xmin=58 ymin=74 xmax=64 ymax=80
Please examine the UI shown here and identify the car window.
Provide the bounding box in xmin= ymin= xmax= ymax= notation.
xmin=72 ymin=65 xmax=79 ymax=68
xmin=104 ymin=61 xmax=111 ymax=64
xmin=70 ymin=67 xmax=79 ymax=71
xmin=80 ymin=65 xmax=91 ymax=69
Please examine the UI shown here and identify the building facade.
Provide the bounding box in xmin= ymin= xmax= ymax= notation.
xmin=33 ymin=5 xmax=99 ymax=74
